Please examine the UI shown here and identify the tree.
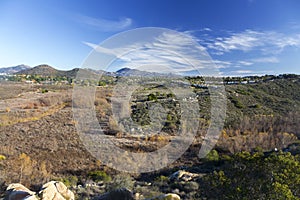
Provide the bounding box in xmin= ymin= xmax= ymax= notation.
xmin=18 ymin=153 xmax=34 ymax=185
xmin=202 ymin=151 xmax=300 ymax=199
xmin=148 ymin=93 xmax=157 ymax=101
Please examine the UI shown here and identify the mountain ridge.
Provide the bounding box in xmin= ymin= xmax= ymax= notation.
xmin=15 ymin=64 xmax=80 ymax=78
xmin=14 ymin=64 xmax=181 ymax=78
xmin=0 ymin=64 xmax=31 ymax=75
xmin=3 ymin=64 xmax=300 ymax=79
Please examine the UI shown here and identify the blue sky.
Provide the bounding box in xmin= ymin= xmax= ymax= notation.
xmin=0 ymin=0 xmax=300 ymax=76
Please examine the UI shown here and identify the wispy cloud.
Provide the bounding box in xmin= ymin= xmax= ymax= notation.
xmin=193 ymin=28 xmax=300 ymax=75
xmin=76 ymin=14 xmax=132 ymax=32
xmin=203 ymin=29 xmax=300 ymax=55
xmin=226 ymin=69 xmax=274 ymax=76
xmin=211 ymin=56 xmax=279 ymax=69
xmin=250 ymin=56 xmax=279 ymax=63
xmin=83 ymin=28 xmax=300 ymax=76
xmin=83 ymin=31 xmax=219 ymax=75
xmin=83 ymin=41 xmax=123 ymax=56
xmin=238 ymin=61 xmax=253 ymax=66
xmin=213 ymin=60 xmax=233 ymax=69
xmin=233 ymin=70 xmax=253 ymax=74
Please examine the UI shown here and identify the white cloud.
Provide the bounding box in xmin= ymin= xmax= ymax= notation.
xmin=203 ymin=28 xmax=212 ymax=32
xmin=207 ymin=56 xmax=279 ymax=70
xmin=206 ymin=30 xmax=261 ymax=53
xmin=238 ymin=61 xmax=253 ymax=66
xmin=250 ymin=56 xmax=279 ymax=63
xmin=233 ymin=70 xmax=253 ymax=74
xmin=76 ymin=14 xmax=132 ymax=32
xmin=227 ymin=70 xmax=275 ymax=76
xmin=212 ymin=60 xmax=232 ymax=69
xmin=204 ymin=29 xmax=300 ymax=55
xmin=83 ymin=31 xmax=218 ymax=75
xmin=83 ymin=28 xmax=297 ymax=76
xmin=83 ymin=41 xmax=119 ymax=56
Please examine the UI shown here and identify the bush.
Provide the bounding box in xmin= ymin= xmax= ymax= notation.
xmin=183 ymin=181 xmax=199 ymax=192
xmin=41 ymin=89 xmax=48 ymax=93
xmin=0 ymin=155 xmax=6 ymax=161
xmin=109 ymin=173 xmax=134 ymax=191
xmin=203 ymin=149 xmax=219 ymax=162
xmin=88 ymin=170 xmax=111 ymax=183
xmin=249 ymin=103 xmax=261 ymax=109
xmin=98 ymin=81 xmax=107 ymax=86
xmin=202 ymin=152 xmax=300 ymax=199
xmin=148 ymin=93 xmax=157 ymax=101
xmin=155 ymin=175 xmax=169 ymax=182
xmin=231 ymin=98 xmax=244 ymax=109
xmin=60 ymin=176 xmax=78 ymax=187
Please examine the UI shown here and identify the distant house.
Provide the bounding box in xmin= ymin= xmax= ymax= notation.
xmin=25 ymin=80 xmax=34 ymax=84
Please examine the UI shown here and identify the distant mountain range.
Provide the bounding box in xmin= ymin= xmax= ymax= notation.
xmin=0 ymin=65 xmax=31 ymax=74
xmin=115 ymin=67 xmax=179 ymax=77
xmin=2 ymin=64 xmax=299 ymax=79
xmin=0 ymin=64 xmax=180 ymax=78
xmin=14 ymin=64 xmax=80 ymax=78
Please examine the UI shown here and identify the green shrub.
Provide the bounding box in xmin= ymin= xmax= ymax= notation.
xmin=155 ymin=175 xmax=169 ymax=182
xmin=250 ymin=104 xmax=261 ymax=109
xmin=60 ymin=176 xmax=78 ymax=187
xmin=109 ymin=173 xmax=134 ymax=190
xmin=41 ymin=89 xmax=48 ymax=93
xmin=148 ymin=93 xmax=157 ymax=101
xmin=204 ymin=149 xmax=219 ymax=162
xmin=167 ymin=93 xmax=175 ymax=98
xmin=230 ymin=97 xmax=244 ymax=109
xmin=183 ymin=181 xmax=199 ymax=192
xmin=98 ymin=81 xmax=106 ymax=86
xmin=202 ymin=152 xmax=300 ymax=199
xmin=0 ymin=155 xmax=6 ymax=161
xmin=88 ymin=170 xmax=112 ymax=183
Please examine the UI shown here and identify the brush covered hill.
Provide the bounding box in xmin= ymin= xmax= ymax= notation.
xmin=127 ymin=74 xmax=300 ymax=153
xmin=15 ymin=64 xmax=80 ymax=78
xmin=224 ymin=75 xmax=300 ymax=131
xmin=0 ymin=73 xmax=299 ymax=199
xmin=216 ymin=75 xmax=300 ymax=153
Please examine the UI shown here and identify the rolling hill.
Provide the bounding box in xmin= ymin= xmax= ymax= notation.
xmin=14 ymin=64 xmax=180 ymax=78
xmin=15 ymin=64 xmax=80 ymax=78
xmin=0 ymin=64 xmax=31 ymax=75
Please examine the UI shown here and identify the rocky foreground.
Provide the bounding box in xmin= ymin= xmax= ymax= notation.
xmin=2 ymin=181 xmax=181 ymax=200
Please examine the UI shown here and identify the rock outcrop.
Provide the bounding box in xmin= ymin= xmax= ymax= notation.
xmin=38 ymin=181 xmax=75 ymax=200
xmin=169 ymin=170 xmax=199 ymax=182
xmin=4 ymin=183 xmax=38 ymax=200
xmin=148 ymin=193 xmax=181 ymax=200
xmin=4 ymin=182 xmax=180 ymax=200
xmin=4 ymin=181 xmax=74 ymax=200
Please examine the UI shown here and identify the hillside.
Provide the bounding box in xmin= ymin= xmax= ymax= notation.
xmin=16 ymin=64 xmax=80 ymax=78
xmin=15 ymin=65 xmax=180 ymax=78
xmin=115 ymin=67 xmax=178 ymax=77
xmin=0 ymin=72 xmax=299 ymax=199
xmin=0 ymin=64 xmax=31 ymax=75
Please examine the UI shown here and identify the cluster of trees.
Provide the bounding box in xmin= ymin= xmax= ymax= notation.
xmin=223 ymin=74 xmax=299 ymax=84
xmin=6 ymin=74 xmax=73 ymax=84
xmin=130 ymin=91 xmax=179 ymax=133
xmin=201 ymin=151 xmax=300 ymax=199
xmin=1 ymin=153 xmax=51 ymax=189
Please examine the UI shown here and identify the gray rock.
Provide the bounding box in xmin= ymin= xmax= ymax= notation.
xmin=148 ymin=193 xmax=181 ymax=200
xmin=38 ymin=181 xmax=74 ymax=200
xmin=169 ymin=170 xmax=199 ymax=182
xmin=4 ymin=183 xmax=38 ymax=200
